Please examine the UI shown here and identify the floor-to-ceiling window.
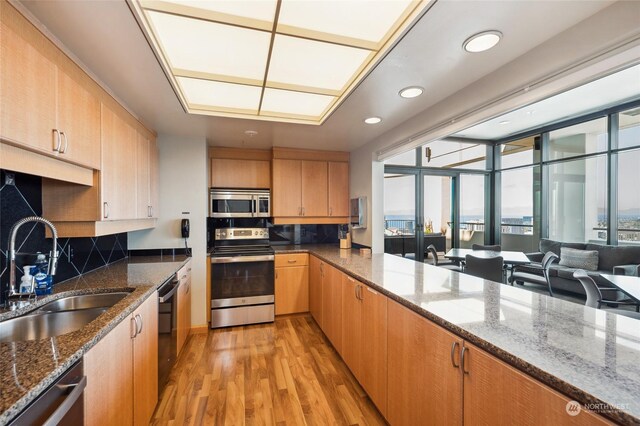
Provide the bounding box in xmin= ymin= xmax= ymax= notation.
xmin=616 ymin=107 xmax=640 ymax=245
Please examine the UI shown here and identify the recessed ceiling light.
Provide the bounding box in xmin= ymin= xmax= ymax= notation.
xmin=399 ymin=86 xmax=424 ymax=99
xmin=364 ymin=116 xmax=382 ymax=124
xmin=463 ymin=30 xmax=502 ymax=53
xmin=244 ymin=130 xmax=258 ymax=137
xmin=499 ymin=120 xmax=510 ymax=125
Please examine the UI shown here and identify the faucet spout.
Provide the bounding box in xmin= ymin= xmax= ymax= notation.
xmin=7 ymin=216 xmax=59 ymax=298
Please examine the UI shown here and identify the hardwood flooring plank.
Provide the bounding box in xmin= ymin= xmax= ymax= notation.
xmin=154 ymin=315 xmax=386 ymax=426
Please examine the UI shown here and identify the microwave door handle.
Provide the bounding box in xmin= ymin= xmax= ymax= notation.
xmin=252 ymin=196 xmax=257 ymax=217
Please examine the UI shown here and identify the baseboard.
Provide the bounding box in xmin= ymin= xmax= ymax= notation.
xmin=190 ymin=325 xmax=209 ymax=334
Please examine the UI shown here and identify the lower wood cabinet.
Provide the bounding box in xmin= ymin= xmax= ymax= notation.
xmin=309 ymin=256 xmax=323 ymax=327
xmin=176 ymin=261 xmax=192 ymax=355
xmin=275 ymin=254 xmax=309 ymax=315
xmin=321 ymin=264 xmax=342 ymax=354
xmin=84 ymin=292 xmax=158 ymax=426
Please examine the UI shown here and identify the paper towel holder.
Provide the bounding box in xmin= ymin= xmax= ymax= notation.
xmin=350 ymin=196 xmax=367 ymax=229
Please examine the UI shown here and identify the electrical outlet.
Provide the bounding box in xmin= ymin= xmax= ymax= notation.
xmin=4 ymin=172 xmax=15 ymax=186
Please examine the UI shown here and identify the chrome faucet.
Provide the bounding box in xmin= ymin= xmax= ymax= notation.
xmin=6 ymin=216 xmax=59 ymax=308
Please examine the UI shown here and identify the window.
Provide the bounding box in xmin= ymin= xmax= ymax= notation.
xmin=547 ymin=155 xmax=607 ymax=243
xmin=619 ymin=108 xmax=640 ymax=149
xmin=423 ymin=140 xmax=487 ymax=170
xmin=547 ymin=117 xmax=607 ymax=161
xmin=459 ymin=174 xmax=485 ymax=248
xmin=499 ymin=136 xmax=540 ymax=169
xmin=617 ymin=148 xmax=640 ymax=245
xmin=500 ymin=166 xmax=540 ymax=252
xmin=384 ymin=174 xmax=415 ymax=236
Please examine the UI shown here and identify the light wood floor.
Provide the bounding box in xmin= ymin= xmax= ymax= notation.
xmin=152 ymin=314 xmax=386 ymax=425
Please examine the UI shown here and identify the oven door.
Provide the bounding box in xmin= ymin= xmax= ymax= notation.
xmin=210 ymin=192 xmax=255 ymax=218
xmin=210 ymin=255 xmax=274 ymax=307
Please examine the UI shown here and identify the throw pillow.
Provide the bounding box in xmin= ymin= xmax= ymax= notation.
xmin=559 ymin=247 xmax=599 ymax=271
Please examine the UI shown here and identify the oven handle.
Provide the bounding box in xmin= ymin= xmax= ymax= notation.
xmin=211 ymin=255 xmax=275 ymax=264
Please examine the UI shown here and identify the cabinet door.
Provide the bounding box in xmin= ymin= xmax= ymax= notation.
xmin=1 ymin=23 xmax=57 ymax=153
xmin=211 ymin=158 xmax=271 ymax=189
xmin=272 ymin=159 xmax=301 ymax=216
xmin=275 ymin=266 xmax=309 ymax=315
xmin=101 ymin=104 xmax=137 ymax=220
xmin=133 ymin=293 xmax=159 ymax=426
xmin=84 ymin=313 xmax=134 ymax=426
xmin=341 ymin=274 xmax=362 ymax=380
xmin=309 ymin=256 xmax=323 ymax=328
xmin=136 ymin=132 xmax=151 ymax=219
xmin=149 ymin=138 xmax=160 ymax=218
xmin=387 ymin=300 xmax=463 ymax=426
xmin=360 ymin=285 xmax=388 ymax=417
xmin=301 ymin=160 xmax=328 ymax=216
xmin=463 ymin=343 xmax=610 ymax=426
xmin=322 ymin=265 xmax=343 ymax=354
xmin=176 ymin=274 xmax=191 ymax=355
xmin=56 ymin=70 xmax=101 ymax=169
xmin=328 ymin=162 xmax=349 ymax=217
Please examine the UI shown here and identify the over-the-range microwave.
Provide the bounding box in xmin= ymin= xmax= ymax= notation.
xmin=209 ymin=189 xmax=270 ymax=218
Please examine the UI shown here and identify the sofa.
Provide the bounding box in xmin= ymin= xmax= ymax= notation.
xmin=511 ymin=238 xmax=640 ymax=297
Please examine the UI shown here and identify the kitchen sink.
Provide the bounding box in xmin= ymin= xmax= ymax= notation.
xmin=0 ymin=308 xmax=107 ymax=343
xmin=38 ymin=292 xmax=130 ymax=312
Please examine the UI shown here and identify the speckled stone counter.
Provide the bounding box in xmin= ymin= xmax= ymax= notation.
xmin=0 ymin=256 xmax=189 ymax=425
xmin=275 ymin=245 xmax=640 ymax=425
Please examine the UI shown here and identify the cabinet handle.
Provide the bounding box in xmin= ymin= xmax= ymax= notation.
xmin=354 ymin=284 xmax=358 ymax=300
xmin=460 ymin=346 xmax=469 ymax=374
xmin=185 ymin=283 xmax=190 ymax=294
xmin=298 ymin=207 xmax=302 ymax=216
xmin=302 ymin=207 xmax=305 ymax=216
xmin=450 ymin=341 xmax=460 ymax=368
xmin=134 ymin=314 xmax=143 ymax=335
xmin=148 ymin=205 xmax=152 ymax=217
xmin=52 ymin=129 xmax=62 ymax=152
xmin=287 ymin=259 xmax=297 ymax=264
xmin=103 ymin=202 xmax=110 ymax=219
xmin=130 ymin=317 xmax=137 ymax=338
xmin=320 ymin=263 xmax=324 ymax=277
xmin=59 ymin=131 xmax=69 ymax=154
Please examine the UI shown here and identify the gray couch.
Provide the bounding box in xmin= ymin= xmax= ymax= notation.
xmin=511 ymin=238 xmax=640 ymax=297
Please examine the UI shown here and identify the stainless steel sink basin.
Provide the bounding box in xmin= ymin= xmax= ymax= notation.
xmin=0 ymin=308 xmax=107 ymax=343
xmin=38 ymin=292 xmax=129 ymax=312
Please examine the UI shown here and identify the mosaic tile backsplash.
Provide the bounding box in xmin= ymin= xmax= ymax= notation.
xmin=0 ymin=170 xmax=128 ymax=304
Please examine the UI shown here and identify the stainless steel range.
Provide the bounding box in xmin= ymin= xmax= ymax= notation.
xmin=210 ymin=227 xmax=274 ymax=328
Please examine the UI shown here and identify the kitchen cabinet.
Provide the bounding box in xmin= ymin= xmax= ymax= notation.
xmin=341 ymin=275 xmax=387 ymax=415
xmin=272 ymin=159 xmax=328 ymax=217
xmin=387 ymin=299 xmax=463 ymax=426
xmin=136 ymin=132 xmax=160 ymax=219
xmin=177 ymin=261 xmax=192 ymax=355
xmin=0 ymin=9 xmax=100 ymax=170
xmin=321 ymin=264 xmax=343 ymax=354
xmin=462 ymin=342 xmax=611 ymax=426
xmin=85 ymin=292 xmax=158 ymax=426
xmin=301 ymin=160 xmax=328 ymax=216
xmin=328 ymin=162 xmax=349 ymax=217
xmin=275 ymin=253 xmax=309 ymax=315
xmin=210 ymin=158 xmax=271 ymax=189
xmin=309 ymin=255 xmax=323 ymax=328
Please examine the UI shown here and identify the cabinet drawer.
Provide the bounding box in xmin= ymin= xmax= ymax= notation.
xmin=275 ymin=253 xmax=309 ymax=268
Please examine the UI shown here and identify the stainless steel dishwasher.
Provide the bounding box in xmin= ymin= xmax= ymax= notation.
xmin=157 ymin=273 xmax=180 ymax=393
xmin=9 ymin=360 xmax=86 ymax=425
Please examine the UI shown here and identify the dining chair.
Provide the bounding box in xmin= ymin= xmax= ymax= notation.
xmin=465 ymin=254 xmax=504 ymax=282
xmin=573 ymin=270 xmax=640 ymax=319
xmin=426 ymin=244 xmax=461 ymax=272
xmin=471 ymin=244 xmax=501 ymax=251
xmin=509 ymin=252 xmax=558 ymax=296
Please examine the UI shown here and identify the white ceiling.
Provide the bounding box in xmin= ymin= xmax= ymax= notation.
xmin=18 ymin=0 xmax=614 ymax=151
xmin=454 ymin=63 xmax=640 ymax=140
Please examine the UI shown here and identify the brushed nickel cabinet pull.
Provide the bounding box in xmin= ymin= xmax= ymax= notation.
xmin=288 ymin=259 xmax=297 ymax=263
xmin=52 ymin=129 xmax=61 ymax=152
xmin=460 ymin=346 xmax=469 ymax=374
xmin=450 ymin=341 xmax=460 ymax=368
xmin=130 ymin=317 xmax=137 ymax=338
xmin=135 ymin=314 xmax=143 ymax=335
xmin=59 ymin=131 xmax=69 ymax=154
xmin=103 ymin=202 xmax=110 ymax=219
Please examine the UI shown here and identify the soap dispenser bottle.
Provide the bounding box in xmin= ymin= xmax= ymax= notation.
xmin=20 ymin=266 xmax=33 ymax=294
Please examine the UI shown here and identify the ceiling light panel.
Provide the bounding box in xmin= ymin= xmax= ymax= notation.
xmin=277 ymin=0 xmax=415 ymax=44
xmin=146 ymin=10 xmax=271 ymax=81
xmin=178 ymin=77 xmax=262 ymax=111
xmin=154 ymin=0 xmax=278 ymax=23
xmin=268 ymin=34 xmax=372 ymax=92
xmin=261 ymin=88 xmax=335 ymax=118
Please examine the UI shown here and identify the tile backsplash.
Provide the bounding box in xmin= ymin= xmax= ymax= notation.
xmin=0 ymin=170 xmax=127 ymax=304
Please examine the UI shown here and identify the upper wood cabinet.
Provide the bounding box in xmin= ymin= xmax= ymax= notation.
xmin=302 ymin=160 xmax=328 ymax=216
xmin=136 ymin=133 xmax=160 ymax=219
xmin=1 ymin=5 xmax=100 ymax=170
xmin=328 ymin=162 xmax=349 ymax=217
xmin=211 ymin=158 xmax=271 ymax=189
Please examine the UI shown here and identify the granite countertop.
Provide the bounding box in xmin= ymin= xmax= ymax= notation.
xmin=0 ymin=255 xmax=189 ymax=425
xmin=275 ymin=245 xmax=640 ymax=425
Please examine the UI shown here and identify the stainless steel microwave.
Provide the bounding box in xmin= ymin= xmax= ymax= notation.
xmin=209 ymin=189 xmax=270 ymax=218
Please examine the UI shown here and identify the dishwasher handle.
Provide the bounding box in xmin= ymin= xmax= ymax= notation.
xmin=158 ymin=277 xmax=180 ymax=303
xmin=42 ymin=375 xmax=87 ymax=426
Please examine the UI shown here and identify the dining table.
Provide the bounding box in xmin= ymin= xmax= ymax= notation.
xmin=600 ymin=273 xmax=640 ymax=305
xmin=444 ymin=248 xmax=531 ymax=282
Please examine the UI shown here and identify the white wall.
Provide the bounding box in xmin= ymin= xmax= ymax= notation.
xmin=128 ymin=134 xmax=208 ymax=327
xmin=350 ymin=1 xmax=640 ymax=247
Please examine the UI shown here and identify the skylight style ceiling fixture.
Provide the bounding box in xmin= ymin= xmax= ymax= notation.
xmin=463 ymin=30 xmax=502 ymax=53
xmin=130 ymin=0 xmax=431 ymax=125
